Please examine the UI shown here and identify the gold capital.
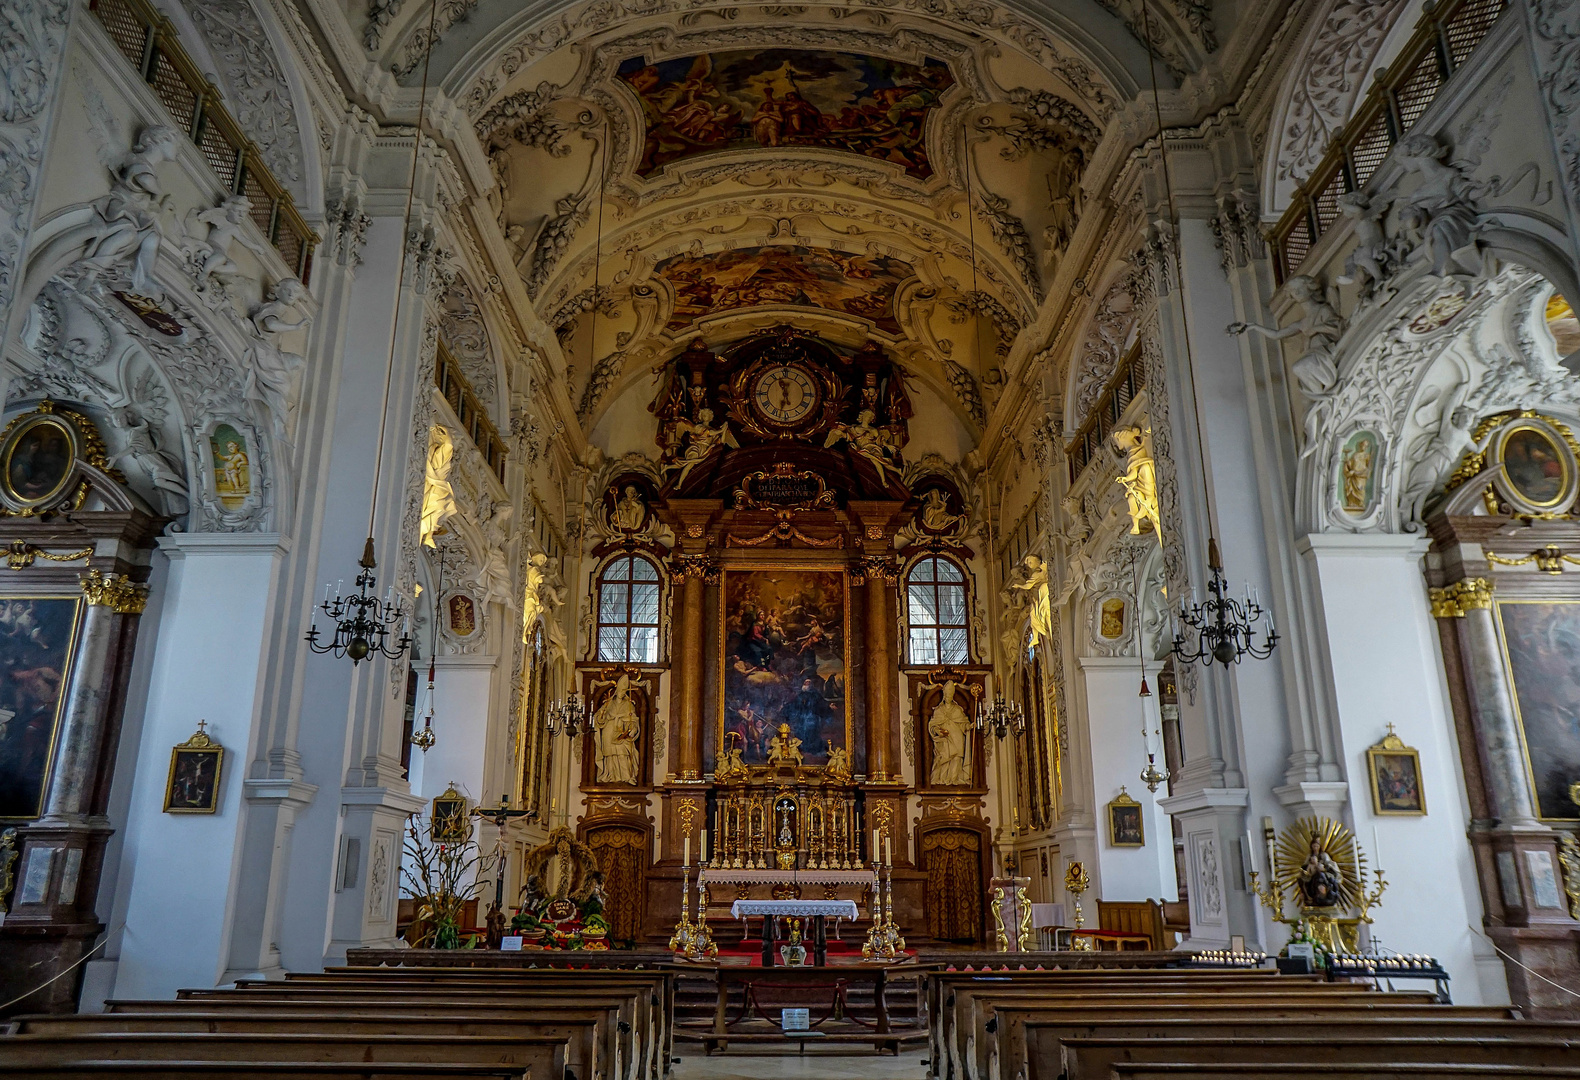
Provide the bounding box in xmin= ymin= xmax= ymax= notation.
xmin=80 ymin=569 xmax=149 ymax=614
xmin=1428 ymin=586 xmax=1462 ymax=619
xmin=1451 ymin=577 xmax=1494 ymax=611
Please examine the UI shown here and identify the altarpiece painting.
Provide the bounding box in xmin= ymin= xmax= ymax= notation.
xmin=1496 ymin=599 xmax=1580 ymax=819
xmin=720 ymin=568 xmax=849 ymax=765
xmin=0 ymin=596 xmax=82 ymax=820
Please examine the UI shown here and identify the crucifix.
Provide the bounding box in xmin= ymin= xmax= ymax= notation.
xmin=473 ymin=797 xmax=532 ymax=948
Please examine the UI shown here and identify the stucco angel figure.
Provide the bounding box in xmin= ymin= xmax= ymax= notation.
xmin=1228 ymin=275 xmax=1343 ymax=397
xmin=926 ymin=680 xmax=974 ymax=786
xmin=1400 ymin=386 xmax=1476 ymax=526
xmin=81 ymin=125 xmax=183 ymax=295
xmin=767 ymin=723 xmax=804 ymax=768
xmin=824 ymin=745 xmax=852 ymax=783
xmin=420 ymin=426 xmax=457 ymax=547
xmin=1112 ymin=426 xmax=1162 ymax=537
xmin=1000 ymin=553 xmax=1052 ymax=658
xmin=1333 ymin=193 xmax=1397 ymax=298
xmin=715 ymin=731 xmax=748 ymax=783
xmin=919 ymin=488 xmax=963 ymax=534
xmin=247 ymin=278 xmax=310 ymax=434
xmin=825 ymin=408 xmax=900 ymax=484
xmin=187 ymin=195 xmax=271 ymax=285
xmin=665 ymin=408 xmax=737 ymax=485
xmin=474 ymin=502 xmax=514 ymax=608
xmin=109 ymin=405 xmax=189 ymax=514
xmin=1394 ymin=134 xmax=1491 ymax=283
xmin=591 ymin=674 xmax=642 ymax=786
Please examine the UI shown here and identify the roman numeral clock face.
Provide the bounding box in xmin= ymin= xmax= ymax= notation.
xmin=752 ymin=364 xmax=819 ymax=426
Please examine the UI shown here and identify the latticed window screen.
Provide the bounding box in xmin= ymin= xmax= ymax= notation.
xmin=596 ymin=555 xmax=660 ymax=663
xmin=907 ymin=556 xmax=969 ymax=665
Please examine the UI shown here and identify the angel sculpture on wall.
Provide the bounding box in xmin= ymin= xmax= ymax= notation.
xmin=80 ymin=125 xmax=183 ymax=295
xmin=825 ymin=407 xmax=901 ymax=484
xmin=665 ymin=408 xmax=737 ymax=484
xmin=590 ymin=674 xmax=643 ymax=786
xmin=1112 ymin=425 xmax=1162 ymax=538
xmin=1400 ymin=384 xmax=1476 ymax=526
xmin=186 ymin=194 xmax=271 ymax=286
xmin=1333 ymin=193 xmax=1398 ymax=298
xmin=1228 ymin=275 xmax=1344 ymax=398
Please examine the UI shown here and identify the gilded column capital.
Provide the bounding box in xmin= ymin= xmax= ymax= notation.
xmin=1428 ymin=586 xmax=1462 ymax=619
xmin=79 ymin=569 xmax=149 ymax=614
xmin=1451 ymin=577 xmax=1495 ymax=611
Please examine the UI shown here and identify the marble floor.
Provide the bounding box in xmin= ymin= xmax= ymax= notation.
xmin=671 ymin=1049 xmax=929 ymax=1079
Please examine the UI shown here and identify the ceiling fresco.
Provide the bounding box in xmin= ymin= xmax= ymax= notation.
xmin=616 ymin=49 xmax=955 ymax=179
xmin=655 ymin=245 xmax=914 ymax=333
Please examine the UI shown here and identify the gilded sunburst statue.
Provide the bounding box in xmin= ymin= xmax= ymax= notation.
xmin=1250 ymin=816 xmax=1386 ymax=956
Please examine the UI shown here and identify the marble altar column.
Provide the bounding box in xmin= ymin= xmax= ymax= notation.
xmin=864 ymin=565 xmax=895 ymax=782
xmin=677 ymin=568 xmax=706 ymax=781
xmin=1441 ymin=578 xmax=1541 ymax=829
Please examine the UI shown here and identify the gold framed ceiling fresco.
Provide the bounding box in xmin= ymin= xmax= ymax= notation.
xmin=656 ymin=245 xmax=912 ymax=332
xmin=616 ymin=49 xmax=955 ymax=178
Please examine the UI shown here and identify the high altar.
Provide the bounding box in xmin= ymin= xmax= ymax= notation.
xmin=555 ymin=329 xmax=995 ymax=946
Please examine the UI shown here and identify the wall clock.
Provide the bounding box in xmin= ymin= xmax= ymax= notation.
xmin=752 ymin=363 xmax=820 ymax=426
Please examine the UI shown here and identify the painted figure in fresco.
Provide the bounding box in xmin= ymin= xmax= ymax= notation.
xmin=1341 ymin=434 xmax=1374 ymax=512
xmin=592 ymin=675 xmax=642 ymax=786
xmin=219 ymin=439 xmax=251 ymax=496
xmin=1297 ymin=835 xmax=1344 ymax=908
xmin=785 ymin=676 xmax=831 ymax=755
xmin=927 ymin=680 xmax=973 ymax=786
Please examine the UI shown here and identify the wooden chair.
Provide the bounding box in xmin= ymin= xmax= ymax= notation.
xmin=1096 ymin=899 xmax=1172 ymax=950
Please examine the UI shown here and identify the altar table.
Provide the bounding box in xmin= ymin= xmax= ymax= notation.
xmin=730 ymin=899 xmax=859 ymax=967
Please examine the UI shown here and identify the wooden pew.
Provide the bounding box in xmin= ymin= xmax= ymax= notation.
xmin=926 ymin=967 xmax=1285 ymax=1077
xmin=2 ymin=1064 xmax=540 ymax=1078
xmin=0 ymin=1032 xmax=567 ymax=1079
xmin=1058 ymin=1034 xmax=1580 ymax=1080
xmin=150 ymin=986 xmax=644 ymax=1080
xmin=9 ymin=1011 xmax=608 ymax=1080
xmin=1108 ymin=1065 xmax=1580 ymax=1080
xmin=991 ymin=1001 xmax=1521 ymax=1080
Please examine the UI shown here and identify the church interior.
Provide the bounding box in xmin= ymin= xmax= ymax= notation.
xmin=4 ymin=0 xmax=1580 ymax=1073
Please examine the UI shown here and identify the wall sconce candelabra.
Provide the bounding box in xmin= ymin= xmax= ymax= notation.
xmin=1171 ymin=540 xmax=1278 ymax=668
xmin=546 ymin=691 xmax=589 ymax=739
xmin=306 ymin=540 xmax=412 ymax=663
xmin=975 ymin=691 xmax=1025 ymax=740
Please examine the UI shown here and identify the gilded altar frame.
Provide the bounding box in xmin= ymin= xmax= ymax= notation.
xmin=716 ymin=564 xmax=853 ymax=765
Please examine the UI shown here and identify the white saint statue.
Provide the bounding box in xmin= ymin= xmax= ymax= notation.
xmin=612 ymin=485 xmax=646 ymax=532
xmin=420 ymin=426 xmax=457 ymax=547
xmin=593 ymin=675 xmax=642 ymax=785
xmin=927 ymin=680 xmax=973 ymax=786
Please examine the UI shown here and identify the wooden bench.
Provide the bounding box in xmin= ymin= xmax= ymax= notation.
xmin=991 ymin=1002 xmax=1520 ymax=1080
xmin=1058 ymin=1035 xmax=1580 ymax=1080
xmin=1107 ymin=1065 xmax=1580 ymax=1080
xmin=0 ymin=1032 xmax=567 ymax=1080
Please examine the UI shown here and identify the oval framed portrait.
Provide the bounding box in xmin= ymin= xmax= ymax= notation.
xmin=1491 ymin=418 xmax=1577 ymax=514
xmin=0 ymin=412 xmax=81 ymax=513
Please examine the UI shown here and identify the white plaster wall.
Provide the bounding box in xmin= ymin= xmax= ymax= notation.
xmin=1079 ymin=657 xmax=1178 ymax=904
xmin=1301 ymin=533 xmax=1510 ymax=1006
xmin=107 ymin=535 xmax=285 ymax=1001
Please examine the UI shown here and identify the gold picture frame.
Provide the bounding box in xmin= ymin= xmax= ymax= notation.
xmin=1365 ymin=725 xmax=1426 ymax=816
xmin=431 ymin=784 xmax=471 ymax=842
xmin=164 ymin=722 xmax=224 ymax=814
xmin=1107 ymin=787 xmax=1145 ymax=847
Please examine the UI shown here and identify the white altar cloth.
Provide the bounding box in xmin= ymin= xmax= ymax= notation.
xmin=730 ymin=899 xmax=860 ymax=920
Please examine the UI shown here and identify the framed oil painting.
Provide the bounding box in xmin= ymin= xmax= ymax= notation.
xmin=431 ymin=784 xmax=471 ymax=841
xmin=1487 ymin=417 xmax=1578 ymax=514
xmin=1365 ymin=726 xmax=1426 ymax=816
xmin=164 ymin=723 xmax=224 ymax=814
xmin=720 ymin=567 xmax=849 ymax=765
xmin=0 ymin=595 xmax=82 ymax=820
xmin=1107 ymin=788 xmax=1144 ymax=847
xmin=1495 ymin=599 xmax=1580 ymax=819
xmin=0 ymin=408 xmax=85 ymax=515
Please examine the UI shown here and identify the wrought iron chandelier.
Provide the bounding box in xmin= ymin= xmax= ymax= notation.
xmin=1171 ymin=539 xmax=1279 ymax=667
xmin=306 ymin=0 xmax=441 ymax=667
xmin=546 ymin=691 xmax=589 ymax=739
xmin=1129 ymin=0 xmax=1278 ymax=671
xmin=976 ymin=690 xmax=1026 ymax=740
xmin=306 ymin=538 xmax=412 ymax=663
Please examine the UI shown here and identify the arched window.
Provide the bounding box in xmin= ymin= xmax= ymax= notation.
xmin=596 ymin=554 xmax=660 ymax=663
xmin=906 ymin=556 xmax=969 ymax=665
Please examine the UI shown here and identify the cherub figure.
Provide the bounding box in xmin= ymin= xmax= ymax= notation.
xmin=1228 ymin=274 xmax=1343 ymax=397
xmin=188 ymin=195 xmax=270 ymax=284
xmin=250 ymin=277 xmax=309 ymax=337
xmin=766 ymin=723 xmax=804 ymax=768
xmin=1333 ymin=192 xmax=1395 ymax=297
